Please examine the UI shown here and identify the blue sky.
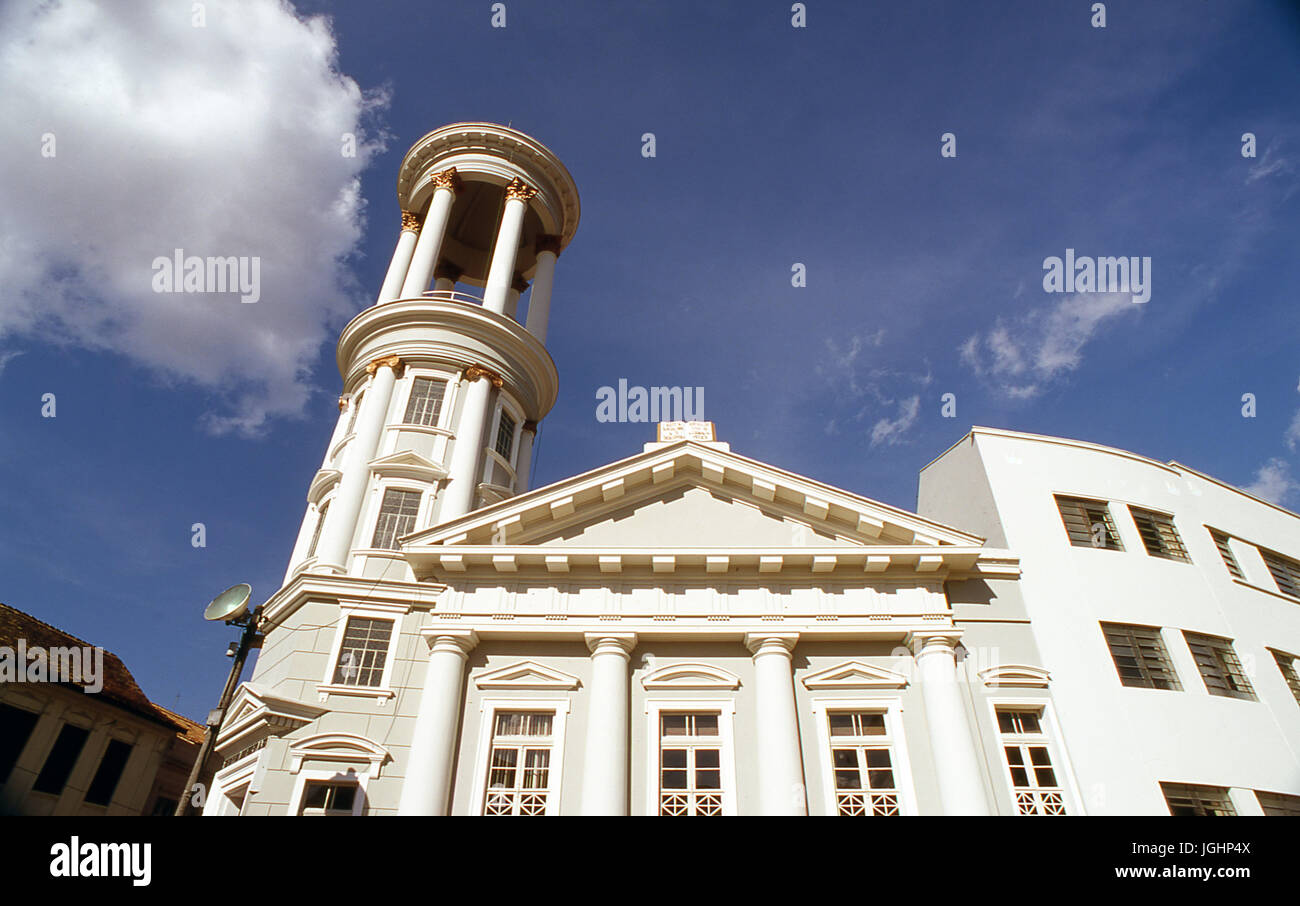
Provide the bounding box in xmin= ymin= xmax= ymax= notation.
xmin=1 ymin=0 xmax=1297 ymax=720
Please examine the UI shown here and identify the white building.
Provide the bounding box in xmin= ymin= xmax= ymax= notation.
xmin=919 ymin=428 xmax=1300 ymax=816
xmin=204 ymin=123 xmax=1300 ymax=816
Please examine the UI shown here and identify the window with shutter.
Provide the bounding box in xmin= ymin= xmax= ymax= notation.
xmin=1054 ymin=495 xmax=1123 ymax=550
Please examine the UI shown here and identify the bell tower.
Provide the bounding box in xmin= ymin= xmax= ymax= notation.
xmin=284 ymin=123 xmax=580 ymax=583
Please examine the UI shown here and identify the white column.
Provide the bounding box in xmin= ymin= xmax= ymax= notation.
xmin=910 ymin=631 xmax=992 ymax=815
xmin=399 ymin=168 xmax=460 ymax=299
xmin=482 ymin=178 xmax=535 ymax=314
xmin=745 ymin=633 xmax=807 ymax=815
xmin=524 ymin=237 xmax=559 ymax=342
xmin=313 ymin=356 xmax=401 ymax=573
xmin=375 ymin=212 xmax=422 ymax=304
xmin=514 ymin=421 xmax=536 ymax=493
xmin=432 ymin=263 xmax=461 ymax=295
xmin=439 ymin=366 xmax=498 ymax=520
xmin=503 ymin=274 xmax=527 ymax=320
xmin=580 ymin=633 xmax=636 ymax=815
xmin=397 ymin=630 xmax=477 ymax=816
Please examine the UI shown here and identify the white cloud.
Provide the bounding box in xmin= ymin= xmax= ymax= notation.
xmin=959 ymin=292 xmax=1137 ymax=399
xmin=870 ymin=395 xmax=920 ymax=447
xmin=1286 ymin=377 xmax=1300 ymax=452
xmin=1245 ymin=457 xmax=1299 ymax=507
xmin=0 ymin=0 xmax=389 ymax=434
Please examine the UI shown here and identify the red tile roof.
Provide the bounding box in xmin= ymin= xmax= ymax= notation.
xmin=0 ymin=602 xmax=197 ymax=735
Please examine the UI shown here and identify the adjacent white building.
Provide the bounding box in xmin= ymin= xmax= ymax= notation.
xmin=203 ymin=123 xmax=1300 ymax=816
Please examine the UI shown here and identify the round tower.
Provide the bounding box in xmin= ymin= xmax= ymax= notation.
xmin=284 ymin=123 xmax=580 ymax=582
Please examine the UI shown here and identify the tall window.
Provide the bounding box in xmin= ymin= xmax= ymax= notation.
xmin=346 ymin=391 xmax=363 ymax=435
xmin=299 ymin=781 xmax=358 ymax=816
xmin=996 ymin=709 xmax=1066 ymax=815
xmin=371 ymin=488 xmax=421 ymax=549
xmin=1160 ymin=782 xmax=1236 ymax=816
xmin=495 ymin=410 xmax=517 ymax=461
xmin=827 ymin=711 xmax=900 ymax=816
xmin=658 ymin=713 xmax=723 ymax=816
xmin=1101 ymin=622 xmax=1182 ymax=690
xmin=1054 ymin=495 xmax=1123 ymax=550
xmin=1260 ymin=549 xmax=1300 ymax=599
xmin=84 ymin=739 xmax=133 ymax=806
xmin=403 ymin=377 xmax=446 ymax=427
xmin=306 ymin=501 xmax=329 ymax=559
xmin=32 ymin=724 xmax=90 ymax=795
xmin=0 ymin=703 xmax=39 ymax=784
xmin=1257 ymin=791 xmax=1300 ymax=816
xmin=483 ymin=711 xmax=554 ymax=816
xmin=1270 ymin=649 xmax=1300 ymax=706
xmin=331 ymin=617 xmax=393 ymax=687
xmin=1208 ymin=529 xmax=1244 ymax=578
xmin=1129 ymin=507 xmax=1190 ymax=562
xmin=1183 ymin=632 xmax=1256 ymax=700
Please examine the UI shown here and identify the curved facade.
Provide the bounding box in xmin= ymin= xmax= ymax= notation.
xmin=919 ymin=427 xmax=1300 ymax=815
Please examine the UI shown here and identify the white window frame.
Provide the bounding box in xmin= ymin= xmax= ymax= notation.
xmin=808 ymin=697 xmax=917 ymax=816
xmin=395 ymin=370 xmax=455 ymax=429
xmin=643 ymin=698 xmax=737 ymax=817
xmin=483 ymin=393 xmax=524 ymax=481
xmin=289 ymin=767 xmax=369 ymax=817
xmin=985 ymin=697 xmax=1085 ymax=816
xmin=202 ymin=748 xmax=267 ymax=816
xmin=361 ymin=480 xmax=430 ymax=555
xmin=469 ymin=698 xmax=571 ymax=816
xmin=317 ymin=601 xmax=407 ymax=704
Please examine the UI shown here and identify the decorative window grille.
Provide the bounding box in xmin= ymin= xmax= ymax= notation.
xmin=996 ymin=708 xmax=1067 ymax=815
xmin=1160 ymin=782 xmax=1236 ymax=816
xmin=484 ymin=711 xmax=554 ymax=816
xmin=827 ymin=711 xmax=900 ymax=816
xmin=658 ymin=713 xmax=723 ymax=816
xmin=403 ymin=377 xmax=446 ymax=427
xmin=1101 ymin=622 xmax=1182 ymax=690
xmin=1054 ymin=495 xmax=1123 ymax=550
xmin=1129 ymin=507 xmax=1191 ymax=562
xmin=331 ymin=617 xmax=393 ymax=687
xmin=1183 ymin=632 xmax=1256 ymax=700
xmin=371 ymin=488 xmax=421 ymax=549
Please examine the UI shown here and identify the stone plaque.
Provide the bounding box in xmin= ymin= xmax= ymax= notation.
xmin=657 ymin=421 xmax=716 ymax=442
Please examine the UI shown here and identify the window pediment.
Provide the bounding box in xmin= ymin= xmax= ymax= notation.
xmin=801 ymin=660 xmax=909 ymax=690
xmin=978 ymin=664 xmax=1052 ymax=688
xmin=472 ymin=660 xmax=581 ymax=690
xmin=288 ymin=732 xmax=392 ymax=776
xmin=641 ymin=662 xmax=741 ymax=690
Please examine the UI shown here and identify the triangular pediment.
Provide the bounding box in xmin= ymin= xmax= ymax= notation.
xmin=802 ymin=660 xmax=910 ymax=690
xmin=405 ymin=441 xmax=981 ymax=552
xmin=215 ymin=683 xmax=328 ymax=755
xmin=473 ymin=660 xmax=581 ymax=690
xmin=369 ymin=449 xmax=447 ymax=481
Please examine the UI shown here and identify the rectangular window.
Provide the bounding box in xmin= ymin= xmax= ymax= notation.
xmin=32 ymin=724 xmax=90 ymax=795
xmin=331 ymin=617 xmax=393 ymax=687
xmin=306 ymin=501 xmax=329 ymax=559
xmin=0 ymin=703 xmax=39 ymax=784
xmin=150 ymin=797 xmax=179 ymax=817
xmin=1101 ymin=622 xmax=1182 ymax=690
xmin=1256 ymin=791 xmax=1300 ymax=816
xmin=494 ymin=411 xmax=517 ymax=462
xmin=370 ymin=488 xmax=421 ymax=549
xmin=1271 ymin=649 xmax=1300 ymax=706
xmin=658 ymin=712 xmax=723 ymax=816
xmin=299 ymin=781 xmax=358 ymax=816
xmin=996 ymin=708 xmax=1067 ymax=815
xmin=1208 ymin=529 xmax=1244 ymax=578
xmin=1261 ymin=549 xmax=1300 ymax=599
xmin=483 ymin=711 xmax=554 ymax=816
xmin=1160 ymin=782 xmax=1236 ymax=816
xmin=827 ymin=711 xmax=900 ymax=816
xmin=403 ymin=377 xmax=446 ymax=427
xmin=84 ymin=739 xmax=133 ymax=806
xmin=346 ymin=391 xmax=363 ymax=435
xmin=1054 ymin=495 xmax=1123 ymax=550
xmin=1183 ymin=632 xmax=1256 ymax=700
xmin=1129 ymin=507 xmax=1191 ymax=562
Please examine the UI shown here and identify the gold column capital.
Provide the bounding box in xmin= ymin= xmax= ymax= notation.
xmin=463 ymin=364 xmax=504 ymax=389
xmin=400 ymin=210 xmax=421 ymax=232
xmin=504 ymin=177 xmax=538 ymax=203
xmin=428 ymin=166 xmax=463 ymax=194
xmin=365 ymin=355 xmax=404 ymax=376
xmin=337 ymin=395 xmax=350 ymax=411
